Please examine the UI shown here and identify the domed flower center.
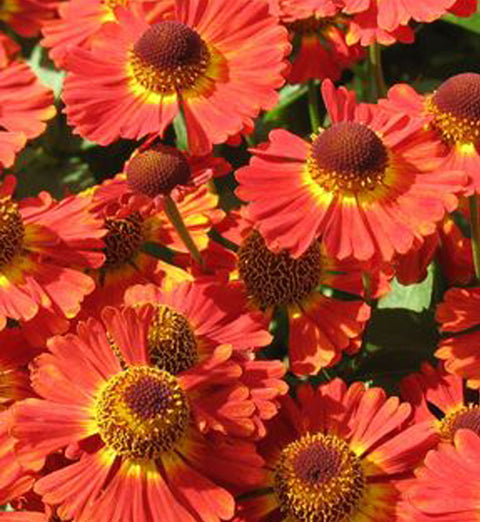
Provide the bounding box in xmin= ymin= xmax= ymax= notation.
xmin=438 ymin=405 xmax=480 ymax=441
xmin=95 ymin=366 xmax=190 ymax=459
xmin=0 ymin=197 xmax=24 ymax=269
xmin=130 ymin=20 xmax=210 ymax=95
xmin=104 ymin=212 xmax=143 ymax=269
xmin=126 ymin=145 xmax=191 ymax=197
xmin=427 ymin=73 xmax=480 ymax=144
xmin=274 ymin=432 xmax=365 ymax=521
xmin=147 ymin=305 xmax=198 ymax=374
xmin=237 ymin=230 xmax=323 ymax=310
xmin=308 ymin=122 xmax=388 ymax=193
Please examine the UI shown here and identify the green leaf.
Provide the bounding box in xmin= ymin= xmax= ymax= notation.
xmin=443 ymin=11 xmax=480 ymax=35
xmin=264 ymin=84 xmax=308 ymax=122
xmin=173 ymin=108 xmax=188 ymax=151
xmin=378 ymin=265 xmax=434 ymax=312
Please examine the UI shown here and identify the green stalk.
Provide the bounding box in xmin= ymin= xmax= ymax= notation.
xmin=307 ymin=81 xmax=320 ymax=132
xmin=469 ymin=195 xmax=480 ymax=282
xmin=164 ymin=194 xmax=203 ymax=267
xmin=368 ymin=43 xmax=387 ymax=101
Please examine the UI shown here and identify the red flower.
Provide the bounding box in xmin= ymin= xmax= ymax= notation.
xmin=381 ymin=73 xmax=480 ymax=195
xmin=436 ymin=286 xmax=480 ymax=388
xmin=236 ymin=378 xmax=434 ymax=521
xmin=12 ymin=304 xmax=267 ymax=521
xmin=401 ymin=362 xmax=480 ymax=446
xmin=0 ymin=0 xmax=58 ymax=38
xmin=82 ymin=177 xmax=223 ymax=315
xmin=407 ymin=429 xmax=480 ymax=520
xmin=0 ymin=176 xmax=104 ymax=332
xmin=42 ymin=0 xmax=174 ymax=67
xmin=124 ymin=280 xmax=287 ymax=438
xmin=270 ymin=0 xmax=364 ymax=84
xmin=0 ymin=61 xmax=55 ymax=167
xmin=236 ymin=80 xmax=466 ymax=263
xmin=62 ymin=0 xmax=290 ymax=154
xmin=342 ymin=0 xmax=475 ymax=46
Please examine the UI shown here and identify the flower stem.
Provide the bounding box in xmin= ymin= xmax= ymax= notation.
xmin=307 ymin=80 xmax=320 ymax=132
xmin=164 ymin=194 xmax=203 ymax=267
xmin=368 ymin=43 xmax=387 ymax=101
xmin=469 ymin=194 xmax=480 ymax=282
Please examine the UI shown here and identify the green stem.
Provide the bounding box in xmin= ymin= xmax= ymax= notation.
xmin=469 ymin=195 xmax=480 ymax=282
xmin=164 ymin=194 xmax=203 ymax=267
xmin=362 ymin=271 xmax=372 ymax=306
xmin=307 ymin=81 xmax=320 ymax=132
xmin=368 ymin=43 xmax=387 ymax=101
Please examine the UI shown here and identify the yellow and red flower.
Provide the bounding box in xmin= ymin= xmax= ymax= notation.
xmin=342 ymin=0 xmax=475 ymax=46
xmin=381 ymin=73 xmax=480 ymax=195
xmin=436 ymin=286 xmax=480 ymax=388
xmin=406 ymin=429 xmax=480 ymax=520
xmin=0 ymin=176 xmax=105 ymax=332
xmin=236 ymin=80 xmax=466 ymax=263
xmin=401 ymin=362 xmax=480 ymax=446
xmin=0 ymin=60 xmax=55 ymax=167
xmin=124 ymin=280 xmax=287 ymax=438
xmin=42 ymin=0 xmax=174 ymax=67
xmin=236 ymin=378 xmax=434 ymax=521
xmin=269 ymin=0 xmax=364 ymax=84
xmin=0 ymin=0 xmax=58 ymax=38
xmin=11 ymin=304 xmax=270 ymax=521
xmin=82 ymin=176 xmax=223 ymax=316
xmin=62 ymin=0 xmax=290 ymax=154
xmin=199 ymin=212 xmax=374 ymax=376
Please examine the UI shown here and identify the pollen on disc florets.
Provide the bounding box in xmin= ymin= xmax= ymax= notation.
xmin=307 ymin=121 xmax=388 ymax=193
xmin=126 ymin=145 xmax=191 ymax=197
xmin=103 ymin=212 xmax=144 ymax=269
xmin=437 ymin=404 xmax=480 ymax=441
xmin=95 ymin=366 xmax=190 ymax=459
xmin=147 ymin=304 xmax=198 ymax=375
xmin=237 ymin=230 xmax=323 ymax=310
xmin=0 ymin=197 xmax=24 ymax=269
xmin=427 ymin=73 xmax=480 ymax=145
xmin=274 ymin=432 xmax=366 ymax=522
xmin=130 ymin=20 xmax=211 ymax=95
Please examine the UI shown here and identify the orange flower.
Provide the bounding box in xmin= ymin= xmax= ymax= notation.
xmin=0 ymin=176 xmax=104 ymax=332
xmin=236 ymin=80 xmax=466 ymax=263
xmin=236 ymin=379 xmax=434 ymax=521
xmin=0 ymin=60 xmax=55 ymax=167
xmin=401 ymin=362 xmax=480 ymax=446
xmin=81 ymin=176 xmax=223 ymax=316
xmin=381 ymin=73 xmax=480 ymax=195
xmin=42 ymin=0 xmax=174 ymax=67
xmin=62 ymin=0 xmax=290 ymax=154
xmin=12 ymin=304 xmax=268 ymax=521
xmin=436 ymin=287 xmax=480 ymax=388
xmin=0 ymin=0 xmax=58 ymax=38
xmin=342 ymin=0 xmax=475 ymax=46
xmin=124 ymin=280 xmax=286 ymax=439
xmin=406 ymin=429 xmax=480 ymax=520
xmin=269 ymin=0 xmax=364 ymax=83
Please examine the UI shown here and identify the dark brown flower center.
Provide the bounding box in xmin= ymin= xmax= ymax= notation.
xmin=0 ymin=197 xmax=24 ymax=269
xmin=95 ymin=366 xmax=190 ymax=459
xmin=308 ymin=122 xmax=388 ymax=193
xmin=147 ymin=304 xmax=198 ymax=374
xmin=237 ymin=230 xmax=323 ymax=310
xmin=274 ymin=433 xmax=365 ymax=521
xmin=130 ymin=20 xmax=210 ymax=95
xmin=428 ymin=73 xmax=480 ymax=144
xmin=126 ymin=145 xmax=191 ymax=197
xmin=438 ymin=405 xmax=480 ymax=441
xmin=103 ymin=212 xmax=143 ymax=269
